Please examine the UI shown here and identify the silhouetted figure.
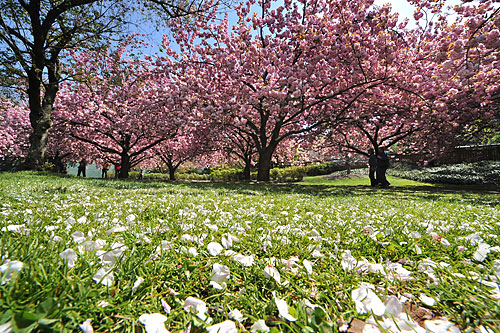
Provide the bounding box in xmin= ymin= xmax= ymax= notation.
xmin=102 ymin=163 xmax=110 ymax=179
xmin=77 ymin=159 xmax=87 ymax=177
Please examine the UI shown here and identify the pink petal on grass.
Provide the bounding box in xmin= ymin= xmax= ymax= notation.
xmin=263 ymin=265 xmax=281 ymax=285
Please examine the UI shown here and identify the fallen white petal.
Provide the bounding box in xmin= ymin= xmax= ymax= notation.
xmin=473 ymin=243 xmax=491 ymax=262
xmin=228 ymin=309 xmax=245 ymax=322
xmin=184 ymin=297 xmax=209 ymax=321
xmin=303 ymin=260 xmax=313 ymax=274
xmin=161 ymin=298 xmax=171 ymax=314
xmin=132 ymin=277 xmax=145 ymax=291
xmin=272 ymin=292 xmax=296 ymax=321
xmin=351 ymin=283 xmax=385 ymax=317
xmin=209 ymin=281 xmax=227 ymax=290
xmin=263 ymin=265 xmax=281 ymax=285
xmin=250 ymin=319 xmax=270 ymax=332
xmin=93 ymin=268 xmax=114 ymax=286
xmin=207 ymin=242 xmax=224 ymax=256
xmin=424 ymin=319 xmax=460 ymax=333
xmin=233 ymin=254 xmax=254 ymax=267
xmin=79 ymin=319 xmax=93 ymax=333
xmin=138 ymin=313 xmax=169 ymax=333
xmin=211 ymin=263 xmax=230 ymax=283
xmin=0 ymin=260 xmax=23 ymax=284
xmin=59 ymin=249 xmax=77 ymax=268
xmin=206 ymin=320 xmax=237 ymax=333
xmin=419 ymin=294 xmax=437 ymax=307
xmin=0 ymin=321 xmax=12 ymax=333
xmin=71 ymin=231 xmax=86 ymax=244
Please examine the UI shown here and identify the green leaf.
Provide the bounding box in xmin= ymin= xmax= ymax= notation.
xmin=38 ymin=318 xmax=58 ymax=326
xmin=0 ymin=310 xmax=13 ymax=324
xmin=37 ymin=298 xmax=55 ymax=315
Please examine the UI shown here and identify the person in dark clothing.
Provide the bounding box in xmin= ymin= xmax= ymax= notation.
xmin=102 ymin=163 xmax=110 ymax=179
xmin=368 ymin=148 xmax=377 ymax=187
xmin=77 ymin=159 xmax=87 ymax=177
xmin=376 ymin=146 xmax=390 ymax=187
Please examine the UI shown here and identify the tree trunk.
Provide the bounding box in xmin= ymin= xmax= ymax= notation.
xmin=168 ymin=163 xmax=176 ymax=181
xmin=120 ymin=153 xmax=130 ymax=179
xmin=243 ymin=158 xmax=251 ymax=181
xmin=257 ymin=148 xmax=274 ymax=181
xmin=23 ymin=72 xmax=54 ymax=170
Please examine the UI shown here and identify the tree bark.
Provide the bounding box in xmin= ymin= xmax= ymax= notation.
xmin=120 ymin=153 xmax=130 ymax=179
xmin=257 ymin=147 xmax=274 ymax=181
xmin=243 ymin=157 xmax=251 ymax=181
xmin=23 ymin=70 xmax=54 ymax=170
xmin=168 ymin=162 xmax=176 ymax=181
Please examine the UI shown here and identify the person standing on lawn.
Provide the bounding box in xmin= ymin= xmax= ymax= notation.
xmin=376 ymin=146 xmax=390 ymax=187
xmin=368 ymin=148 xmax=377 ymax=187
xmin=77 ymin=159 xmax=87 ymax=177
xmin=115 ymin=163 xmax=121 ymax=179
xmin=101 ymin=162 xmax=110 ymax=179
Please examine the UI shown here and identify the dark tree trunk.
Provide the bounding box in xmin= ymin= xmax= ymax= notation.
xmin=119 ymin=134 xmax=131 ymax=179
xmin=120 ymin=153 xmax=130 ymax=179
xmin=257 ymin=147 xmax=274 ymax=181
xmin=23 ymin=71 xmax=55 ymax=170
xmin=243 ymin=157 xmax=252 ymax=181
xmin=168 ymin=163 xmax=176 ymax=181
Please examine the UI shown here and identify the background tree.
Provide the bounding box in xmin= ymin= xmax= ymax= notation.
xmin=154 ymin=125 xmax=215 ymax=180
xmin=54 ymin=41 xmax=182 ymax=178
xmin=0 ymin=97 xmax=31 ymax=169
xmin=0 ymin=0 xmax=132 ymax=169
xmin=168 ymin=0 xmax=410 ymax=181
xmin=0 ymin=0 xmax=231 ymax=170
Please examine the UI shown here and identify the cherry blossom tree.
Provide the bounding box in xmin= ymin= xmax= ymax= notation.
xmin=0 ymin=97 xmax=31 ymax=168
xmin=54 ymin=41 xmax=182 ymax=178
xmin=323 ymin=0 xmax=500 ymax=160
xmin=216 ymin=125 xmax=257 ymax=180
xmin=0 ymin=0 xmax=231 ymax=170
xmin=154 ymin=125 xmax=215 ymax=180
xmin=166 ymin=0 xmax=414 ymax=181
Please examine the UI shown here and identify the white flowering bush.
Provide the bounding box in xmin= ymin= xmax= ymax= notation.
xmin=0 ymin=171 xmax=498 ymax=332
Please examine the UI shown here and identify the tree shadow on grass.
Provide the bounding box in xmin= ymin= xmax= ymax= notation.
xmin=41 ymin=172 xmax=500 ymax=208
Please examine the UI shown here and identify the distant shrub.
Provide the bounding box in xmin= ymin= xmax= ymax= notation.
xmin=389 ymin=161 xmax=500 ymax=185
xmin=270 ymin=166 xmax=306 ymax=182
xmin=178 ymin=173 xmax=211 ymax=181
xmin=305 ymin=162 xmax=343 ymax=176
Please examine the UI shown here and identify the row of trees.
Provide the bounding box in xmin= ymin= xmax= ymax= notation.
xmin=1 ymin=0 xmax=499 ymax=180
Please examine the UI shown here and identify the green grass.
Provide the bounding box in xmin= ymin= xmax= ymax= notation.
xmin=300 ymin=175 xmax=432 ymax=187
xmin=0 ymin=171 xmax=499 ymax=332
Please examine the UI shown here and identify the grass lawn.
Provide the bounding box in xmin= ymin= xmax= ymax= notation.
xmin=0 ymin=171 xmax=499 ymax=332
